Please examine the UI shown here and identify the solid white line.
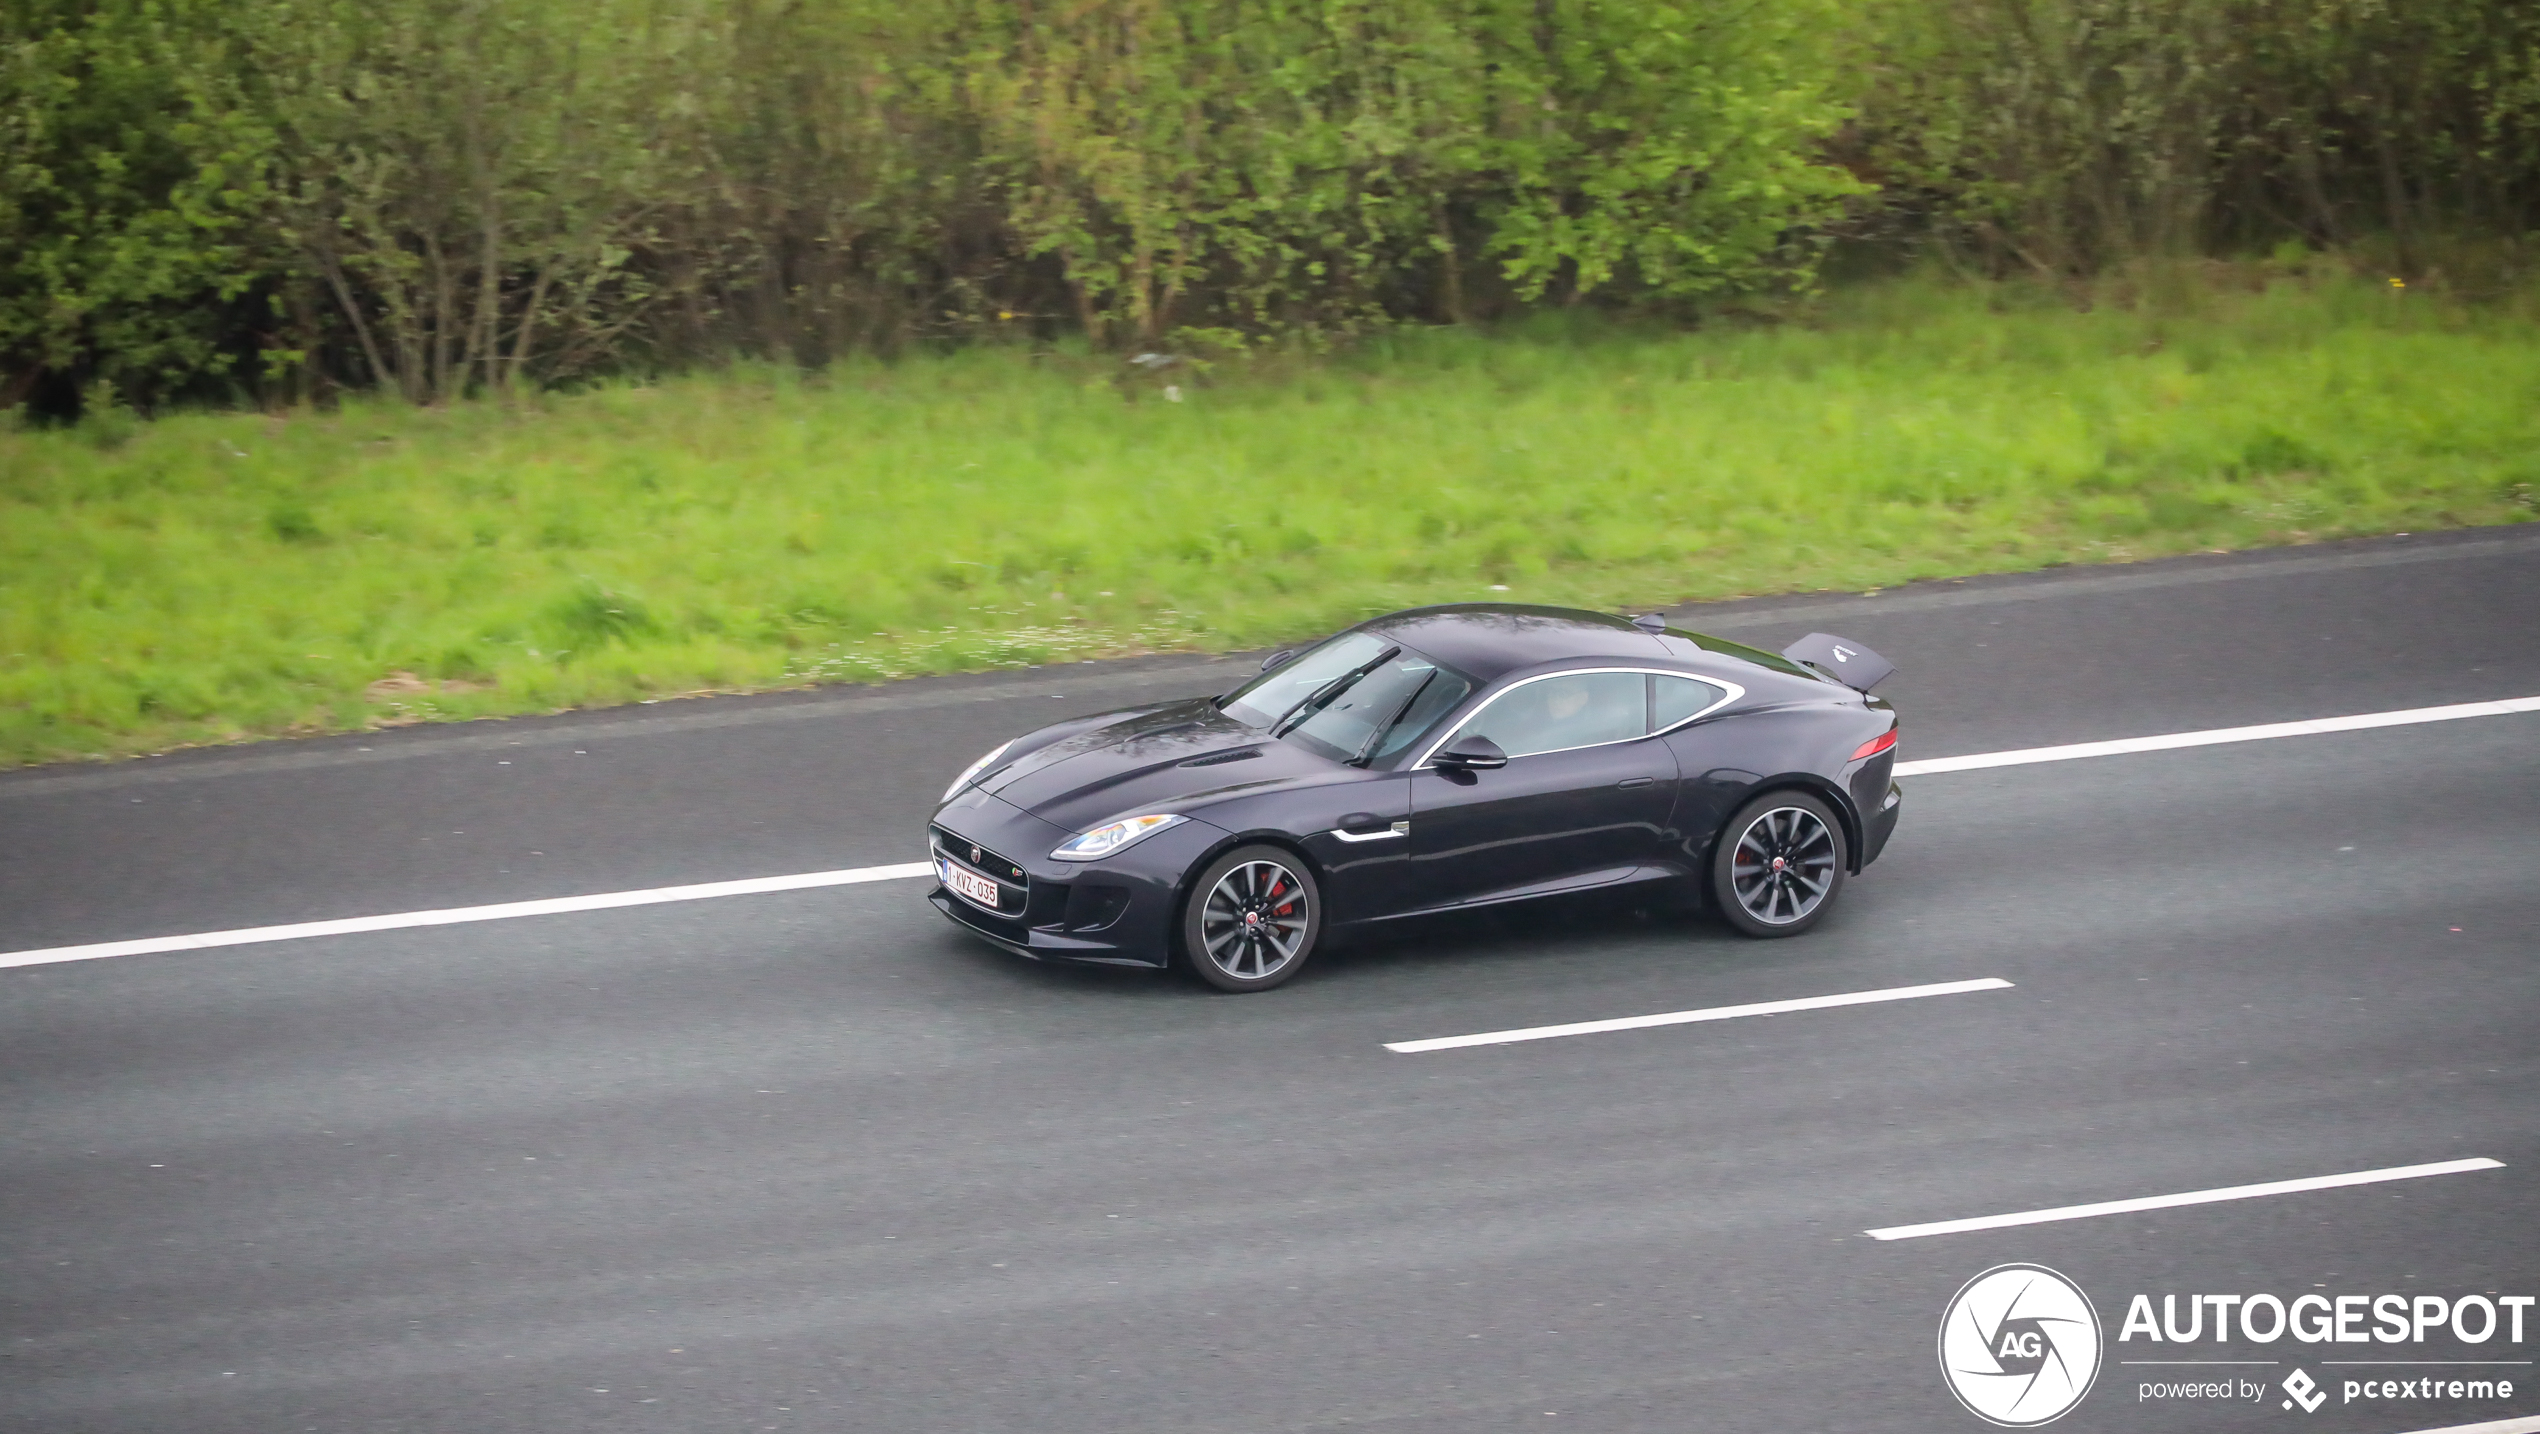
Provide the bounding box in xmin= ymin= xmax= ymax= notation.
xmin=1864 ymin=1157 xmax=2506 ymax=1241
xmin=7 ymin=693 xmax=2538 ymax=972
xmin=2390 ymin=1417 xmax=2540 ymax=1434
xmin=1892 ymin=695 xmax=2540 ymax=777
xmin=1382 ymin=977 xmax=2013 ymax=1053
xmin=0 ymin=863 xmax=937 ymax=970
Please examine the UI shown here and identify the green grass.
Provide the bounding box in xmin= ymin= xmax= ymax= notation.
xmin=4 ymin=272 xmax=2537 ymax=768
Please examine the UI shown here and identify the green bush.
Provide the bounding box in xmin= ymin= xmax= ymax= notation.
xmin=12 ymin=0 xmax=2532 ymax=411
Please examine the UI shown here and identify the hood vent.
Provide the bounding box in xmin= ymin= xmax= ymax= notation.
xmin=1178 ymin=747 xmax=1263 ymax=769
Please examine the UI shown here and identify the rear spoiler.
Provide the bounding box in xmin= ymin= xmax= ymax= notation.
xmin=1782 ymin=632 xmax=1896 ymax=693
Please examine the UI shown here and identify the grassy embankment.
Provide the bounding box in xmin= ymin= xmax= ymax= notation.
xmin=4 ymin=273 xmax=2536 ymax=768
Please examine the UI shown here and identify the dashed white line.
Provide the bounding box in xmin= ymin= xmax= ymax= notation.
xmin=1864 ymin=1158 xmax=2507 ymax=1241
xmin=4 ymin=693 xmax=2535 ymax=971
xmin=1383 ymin=978 xmax=2014 ymax=1053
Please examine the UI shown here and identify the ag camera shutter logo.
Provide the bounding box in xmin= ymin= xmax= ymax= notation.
xmin=1939 ymin=1264 xmax=2104 ymax=1426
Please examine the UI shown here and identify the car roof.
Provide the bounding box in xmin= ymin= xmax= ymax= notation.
xmin=1358 ymin=603 xmax=1668 ymax=684
xmin=1358 ymin=602 xmax=1832 ymax=690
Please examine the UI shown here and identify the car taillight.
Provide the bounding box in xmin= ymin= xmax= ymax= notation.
xmin=1850 ymin=727 xmax=1897 ymax=761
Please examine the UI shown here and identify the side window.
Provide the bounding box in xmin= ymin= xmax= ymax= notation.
xmin=1457 ymin=672 xmax=1646 ymax=759
xmin=1650 ymin=673 xmax=1727 ymax=732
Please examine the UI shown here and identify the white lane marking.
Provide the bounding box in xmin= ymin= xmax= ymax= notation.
xmin=1892 ymin=695 xmax=2540 ymax=776
xmin=2388 ymin=1417 xmax=2540 ymax=1434
xmin=1383 ymin=978 xmax=2013 ymax=1053
xmin=0 ymin=863 xmax=936 ymax=970
xmin=6 ymin=693 xmax=2537 ymax=971
xmin=1864 ymin=1157 xmax=2506 ymax=1241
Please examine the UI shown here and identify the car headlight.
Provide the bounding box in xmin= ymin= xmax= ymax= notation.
xmin=1050 ymin=813 xmax=1186 ymax=862
xmin=941 ymin=740 xmax=1014 ymax=803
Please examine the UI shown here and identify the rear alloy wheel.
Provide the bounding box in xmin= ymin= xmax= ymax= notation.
xmin=1183 ymin=845 xmax=1321 ymax=992
xmin=1710 ymin=791 xmax=1848 ymax=938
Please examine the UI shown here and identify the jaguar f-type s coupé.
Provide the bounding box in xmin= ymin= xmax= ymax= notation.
xmin=929 ymin=604 xmax=1901 ymax=991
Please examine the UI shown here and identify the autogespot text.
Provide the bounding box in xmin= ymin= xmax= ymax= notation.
xmin=2122 ymin=1290 xmax=2528 ymax=1410
xmin=2118 ymin=1290 xmax=2533 ymax=1346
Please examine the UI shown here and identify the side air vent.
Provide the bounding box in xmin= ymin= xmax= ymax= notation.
xmin=1179 ymin=747 xmax=1263 ymax=768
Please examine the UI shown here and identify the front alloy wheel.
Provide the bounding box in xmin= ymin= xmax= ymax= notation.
xmin=1710 ymin=792 xmax=1848 ymax=937
xmin=1183 ymin=845 xmax=1321 ymax=992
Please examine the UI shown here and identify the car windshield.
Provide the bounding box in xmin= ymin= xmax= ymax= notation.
xmin=1290 ymin=654 xmax=1473 ymax=766
xmin=1221 ymin=633 xmax=1472 ymax=765
xmin=1279 ymin=651 xmax=1473 ymax=765
xmin=1219 ymin=632 xmax=1391 ymax=729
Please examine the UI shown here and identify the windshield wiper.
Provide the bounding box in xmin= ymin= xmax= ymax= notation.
xmin=1270 ymin=646 xmax=1399 ymax=739
xmin=1346 ymin=670 xmax=1436 ymax=766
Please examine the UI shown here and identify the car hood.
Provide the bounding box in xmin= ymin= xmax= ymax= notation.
xmin=979 ymin=696 xmax=1342 ymax=832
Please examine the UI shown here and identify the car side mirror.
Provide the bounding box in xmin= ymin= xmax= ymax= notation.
xmin=1434 ymin=733 xmax=1507 ymax=770
xmin=1259 ymin=649 xmax=1298 ymax=673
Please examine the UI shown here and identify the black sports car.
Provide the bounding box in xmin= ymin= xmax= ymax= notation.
xmin=928 ymin=604 xmax=1901 ymax=991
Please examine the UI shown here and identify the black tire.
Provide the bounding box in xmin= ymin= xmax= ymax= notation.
xmin=1181 ymin=844 xmax=1322 ymax=992
xmin=1709 ymin=791 xmax=1848 ymax=938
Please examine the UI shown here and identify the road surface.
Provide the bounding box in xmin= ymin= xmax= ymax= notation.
xmin=5 ymin=527 xmax=2537 ymax=1434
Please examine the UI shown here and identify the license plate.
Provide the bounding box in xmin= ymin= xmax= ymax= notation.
xmin=941 ymin=859 xmax=1004 ymax=910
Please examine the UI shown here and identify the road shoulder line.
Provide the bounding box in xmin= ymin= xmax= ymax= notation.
xmin=0 ymin=862 xmax=935 ymax=970
xmin=1892 ymin=696 xmax=2540 ymax=776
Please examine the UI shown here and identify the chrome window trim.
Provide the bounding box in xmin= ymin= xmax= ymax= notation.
xmin=1411 ymin=667 xmax=1746 ymax=769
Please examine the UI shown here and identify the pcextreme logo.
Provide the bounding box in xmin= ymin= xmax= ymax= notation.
xmin=1939 ymin=1264 xmax=2104 ymax=1426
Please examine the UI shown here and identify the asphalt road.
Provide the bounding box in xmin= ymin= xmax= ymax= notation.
xmin=4 ymin=527 xmax=2538 ymax=1434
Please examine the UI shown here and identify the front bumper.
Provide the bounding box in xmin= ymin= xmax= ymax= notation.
xmin=927 ymin=787 xmax=1224 ymax=969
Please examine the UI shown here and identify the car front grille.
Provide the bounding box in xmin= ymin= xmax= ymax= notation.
xmin=931 ymin=825 xmax=1030 ymax=915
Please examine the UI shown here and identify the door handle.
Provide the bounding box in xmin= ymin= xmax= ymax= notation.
xmin=1616 ymin=776 xmax=1657 ymax=790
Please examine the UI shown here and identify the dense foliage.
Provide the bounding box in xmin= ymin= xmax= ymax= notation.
xmin=5 ymin=0 xmax=2537 ymax=412
xmin=1844 ymin=0 xmax=2540 ymax=278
